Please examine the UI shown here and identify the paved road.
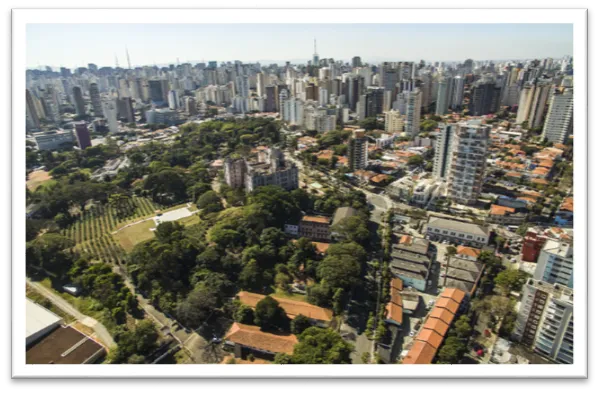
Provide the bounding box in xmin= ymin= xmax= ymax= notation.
xmin=26 ymin=278 xmax=116 ymax=348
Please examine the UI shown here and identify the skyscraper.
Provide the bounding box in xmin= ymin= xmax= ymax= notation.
xmin=265 ymin=85 xmax=276 ymax=112
xmin=435 ymin=76 xmax=451 ymax=116
xmin=102 ymin=100 xmax=119 ymax=133
xmin=469 ymin=78 xmax=501 ymax=116
xmin=72 ymin=86 xmax=86 ymax=117
xmin=450 ymin=76 xmax=465 ymax=110
xmin=405 ymin=88 xmax=422 ymax=138
xmin=168 ymin=90 xmax=180 ymax=110
xmin=148 ymin=79 xmax=166 ymax=106
xmin=117 ymin=97 xmax=135 ymax=123
xmin=312 ymin=39 xmax=319 ymax=66
xmin=542 ymin=87 xmax=574 ymax=144
xmin=25 ymin=89 xmax=41 ymax=131
xmin=185 ymin=97 xmax=198 ymax=116
xmin=89 ymin=83 xmax=104 ymax=117
xmin=348 ymin=129 xmax=369 ymax=171
xmin=516 ymin=79 xmax=553 ymax=128
xmin=433 ymin=123 xmax=454 ymax=179
xmin=447 ymin=121 xmax=490 ymax=205
xmin=74 ymin=122 xmax=92 ymax=150
xmin=256 ymin=72 xmax=265 ymax=97
xmin=352 ymin=56 xmax=362 ymax=68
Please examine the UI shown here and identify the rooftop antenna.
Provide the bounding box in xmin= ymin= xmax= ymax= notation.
xmin=115 ymin=53 xmax=120 ymax=68
xmin=126 ymin=47 xmax=132 ymax=69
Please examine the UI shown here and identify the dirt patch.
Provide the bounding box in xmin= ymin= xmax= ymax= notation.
xmin=27 ymin=170 xmax=53 ymax=191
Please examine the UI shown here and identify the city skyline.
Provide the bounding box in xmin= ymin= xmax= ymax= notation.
xmin=27 ymin=23 xmax=573 ymax=69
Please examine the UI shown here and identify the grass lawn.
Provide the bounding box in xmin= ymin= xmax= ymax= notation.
xmin=26 ymin=284 xmax=76 ymax=323
xmin=270 ymin=286 xmax=308 ymax=302
xmin=177 ymin=214 xmax=201 ymax=227
xmin=26 ymin=170 xmax=53 ymax=191
xmin=113 ymin=219 xmax=156 ymax=252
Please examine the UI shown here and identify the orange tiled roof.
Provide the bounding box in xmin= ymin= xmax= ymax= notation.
xmin=435 ymin=297 xmax=460 ymax=314
xmin=456 ymin=245 xmax=481 ymax=259
xmin=316 ymin=150 xmax=334 ymax=160
xmin=490 ymin=204 xmax=516 ymax=216
xmin=560 ymin=197 xmax=573 ymax=212
xmin=416 ymin=328 xmax=445 ymax=349
xmin=402 ymin=340 xmax=437 ymax=364
xmin=385 ymin=291 xmax=403 ymax=325
xmin=429 ymin=306 xmax=456 ymax=325
xmin=312 ymin=242 xmax=330 ymax=254
xmin=370 ymin=174 xmax=390 ymax=183
xmin=440 ymin=288 xmax=467 ymax=305
xmin=505 ymin=171 xmax=522 ymax=178
xmin=531 ymin=178 xmax=549 ymax=185
xmin=391 ymin=278 xmax=404 ymax=291
xmin=422 ymin=317 xmax=450 ymax=337
xmin=237 ymin=292 xmax=333 ymax=322
xmin=301 ymin=215 xmax=330 ymax=224
xmin=223 ymin=323 xmax=298 ymax=355
xmin=399 ymin=235 xmax=413 ymax=245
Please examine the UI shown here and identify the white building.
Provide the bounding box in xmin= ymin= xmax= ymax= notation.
xmin=534 ymin=240 xmax=574 ymax=288
xmin=542 ymin=87 xmax=574 ymax=144
xmin=513 ymin=279 xmax=574 ymax=364
xmin=425 ymin=217 xmax=490 ymax=248
xmin=101 ymin=100 xmax=119 ymax=133
xmin=405 ymin=88 xmax=422 ymax=138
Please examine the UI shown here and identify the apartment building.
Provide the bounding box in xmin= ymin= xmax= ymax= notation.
xmin=534 ymin=240 xmax=574 ymax=289
xmin=348 ymin=129 xmax=369 ymax=171
xmin=513 ymin=279 xmax=574 ymax=364
xmin=298 ymin=215 xmax=331 ymax=242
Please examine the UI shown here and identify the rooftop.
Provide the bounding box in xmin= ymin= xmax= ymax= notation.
xmin=402 ymin=340 xmax=437 ymax=364
xmin=237 ymin=291 xmax=333 ymax=322
xmin=427 ymin=217 xmax=489 ymax=237
xmin=224 ymin=323 xmax=298 ymax=355
xmin=301 ymin=215 xmax=330 ymax=225
xmin=490 ymin=204 xmax=516 ymax=216
xmin=26 ymin=326 xmax=105 ymax=364
xmin=26 ymin=299 xmax=62 ymax=345
xmin=456 ymin=245 xmax=482 ymax=259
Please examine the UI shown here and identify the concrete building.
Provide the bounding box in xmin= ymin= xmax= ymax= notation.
xmin=469 ymin=78 xmax=501 ymax=116
xmin=513 ymin=279 xmax=574 ymax=364
xmin=281 ymin=97 xmax=305 ymax=126
xmin=433 ymin=123 xmax=454 ymax=179
xmin=74 ymin=122 xmax=91 ymax=149
xmin=385 ymin=109 xmax=404 ymax=134
xmin=446 ymin=121 xmax=490 ymax=205
xmin=389 ymin=235 xmax=433 ymax=291
xmin=89 ymin=83 xmax=104 ymax=117
xmin=117 ymin=97 xmax=135 ymax=123
xmin=542 ymin=87 xmax=574 ymax=144
xmin=224 ymin=157 xmax=247 ymax=189
xmin=236 ymin=148 xmax=299 ymax=193
xmin=26 ymin=299 xmax=62 ymax=347
xmin=168 ymin=90 xmax=180 ymax=110
xmin=450 ymin=75 xmax=465 ymax=110
xmin=72 ymin=86 xmax=86 ymax=117
xmin=26 ymin=89 xmax=41 ymax=131
xmin=348 ymin=129 xmax=368 ymax=171
xmin=101 ymin=100 xmax=119 ymax=133
xmin=405 ymin=88 xmax=422 ymax=138
xmin=435 ymin=76 xmax=451 ymax=116
xmin=534 ymin=240 xmax=573 ymax=288
xmin=33 ymin=129 xmax=74 ymax=151
xmin=299 ymin=215 xmax=331 ymax=242
xmin=516 ymin=79 xmax=552 ymax=129
xmin=145 ymin=108 xmax=178 ymax=126
xmin=426 ymin=217 xmax=490 ymax=248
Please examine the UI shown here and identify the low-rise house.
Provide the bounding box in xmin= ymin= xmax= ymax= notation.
xmin=554 ymin=197 xmax=573 ymax=227
xmin=298 ymin=215 xmax=331 ymax=241
xmin=386 ymin=176 xmax=415 ymax=202
xmin=384 ymin=278 xmax=404 ymax=327
xmin=236 ymin=291 xmax=333 ymax=328
xmin=223 ymin=322 xmax=298 ymax=361
xmin=426 ymin=217 xmax=490 ymax=248
xmin=487 ymin=204 xmax=528 ymax=225
xmin=389 ymin=235 xmax=432 ymax=291
xmin=440 ymin=255 xmax=484 ymax=295
xmin=402 ymin=288 xmax=467 ymax=364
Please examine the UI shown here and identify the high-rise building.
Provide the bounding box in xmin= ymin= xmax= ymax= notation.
xmin=74 ymin=122 xmax=91 ymax=149
xmin=26 ymin=89 xmax=41 ymax=131
xmin=364 ymin=86 xmax=385 ymax=118
xmin=435 ymin=76 xmax=451 ymax=116
xmin=236 ymin=76 xmax=250 ymax=98
xmin=89 ymin=83 xmax=104 ymax=117
xmin=450 ymin=76 xmax=465 ymax=110
xmin=348 ymin=129 xmax=369 ymax=171
xmin=446 ymin=121 xmax=490 ymax=205
xmin=432 ymin=123 xmax=454 ymax=180
xmin=542 ymin=87 xmax=574 ymax=144
xmin=224 ymin=157 xmax=247 ymax=189
xmin=168 ymin=90 xmax=180 ymax=110
xmin=256 ymin=72 xmax=265 ymax=97
xmin=534 ymin=240 xmax=574 ymax=288
xmin=265 ymin=85 xmax=276 ymax=112
xmin=312 ymin=39 xmax=319 ymax=66
xmin=513 ymin=279 xmax=574 ymax=364
xmin=281 ymin=97 xmax=305 ymax=126
xmin=405 ymin=88 xmax=422 ymax=138
xmin=385 ymin=109 xmax=404 ymax=134
xmin=516 ymin=79 xmax=552 ymax=128
xmin=148 ymin=79 xmax=166 ymax=106
xmin=352 ymin=56 xmax=362 ymax=68
xmin=117 ymin=97 xmax=135 ymax=123
xmin=101 ymin=100 xmax=119 ymax=133
xmin=184 ymin=97 xmax=198 ymax=116
xmin=41 ymin=86 xmax=60 ymax=124
xmin=469 ymin=78 xmax=502 ymax=116
xmin=72 ymin=86 xmax=86 ymax=117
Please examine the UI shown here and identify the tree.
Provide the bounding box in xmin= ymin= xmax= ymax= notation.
xmin=197 ymin=190 xmax=222 ymax=210
xmin=317 ymin=254 xmax=361 ymax=290
xmin=253 ymin=296 xmax=290 ymax=332
xmin=494 ymin=269 xmax=528 ymax=295
xmin=407 ymin=155 xmax=424 ymax=167
xmin=234 ymin=304 xmax=255 ymax=324
xmin=289 ymin=327 xmax=353 ymax=364
xmin=436 ymin=336 xmax=466 ymax=364
xmin=453 ymin=315 xmax=473 ymax=339
xmin=494 ymin=235 xmax=506 ymax=250
xmin=176 ymin=286 xmax=218 ymax=328
xmin=331 ymin=215 xmax=370 ymax=246
xmin=290 ymin=314 xmax=312 ymax=335
xmin=359 ymin=117 xmax=383 ymax=131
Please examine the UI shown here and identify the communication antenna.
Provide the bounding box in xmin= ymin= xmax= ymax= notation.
xmin=115 ymin=53 xmax=120 ymax=68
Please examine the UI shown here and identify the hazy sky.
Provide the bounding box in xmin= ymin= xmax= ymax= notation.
xmin=27 ymin=23 xmax=573 ymax=69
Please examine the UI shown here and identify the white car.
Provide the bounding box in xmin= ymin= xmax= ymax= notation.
xmin=409 ymin=331 xmax=416 ymax=337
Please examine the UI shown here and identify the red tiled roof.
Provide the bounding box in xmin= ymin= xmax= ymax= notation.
xmin=224 ymin=323 xmax=298 ymax=355
xmin=456 ymin=245 xmax=481 ymax=259
xmin=237 ymin=292 xmax=333 ymax=322
xmin=402 ymin=340 xmax=437 ymax=364
xmin=490 ymin=204 xmax=516 ymax=216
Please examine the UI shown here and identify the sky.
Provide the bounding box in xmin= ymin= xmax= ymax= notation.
xmin=26 ymin=23 xmax=573 ymax=69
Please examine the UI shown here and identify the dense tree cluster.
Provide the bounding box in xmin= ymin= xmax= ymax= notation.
xmin=274 ymin=327 xmax=354 ymax=364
